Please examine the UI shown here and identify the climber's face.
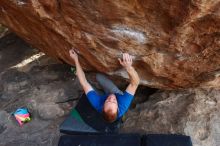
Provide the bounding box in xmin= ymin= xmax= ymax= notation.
xmin=103 ymin=94 xmax=118 ymax=122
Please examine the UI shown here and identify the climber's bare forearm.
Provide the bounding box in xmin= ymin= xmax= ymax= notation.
xmin=75 ymin=60 xmax=92 ymax=94
xmin=125 ymin=66 xmax=140 ymax=95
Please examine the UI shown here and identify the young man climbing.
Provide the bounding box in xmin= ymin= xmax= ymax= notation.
xmin=69 ymin=49 xmax=140 ymax=123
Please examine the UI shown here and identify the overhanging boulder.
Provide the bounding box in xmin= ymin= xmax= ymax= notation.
xmin=0 ymin=0 xmax=220 ymax=89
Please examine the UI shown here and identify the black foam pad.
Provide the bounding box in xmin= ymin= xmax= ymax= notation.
xmin=143 ymin=134 xmax=193 ymax=146
xmin=59 ymin=114 xmax=97 ymax=135
xmin=60 ymin=94 xmax=121 ymax=134
xmin=75 ymin=94 xmax=122 ymax=133
xmin=58 ymin=134 xmax=141 ymax=146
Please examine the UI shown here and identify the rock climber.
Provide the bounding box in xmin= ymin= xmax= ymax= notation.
xmin=69 ymin=49 xmax=140 ymax=123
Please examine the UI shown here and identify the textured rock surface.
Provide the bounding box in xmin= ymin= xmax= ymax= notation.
xmin=0 ymin=1 xmax=220 ymax=89
xmin=37 ymin=103 xmax=64 ymax=120
xmin=0 ymin=34 xmax=81 ymax=146
xmin=122 ymin=88 xmax=220 ymax=146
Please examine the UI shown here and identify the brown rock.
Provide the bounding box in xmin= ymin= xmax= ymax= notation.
xmin=0 ymin=0 xmax=220 ymax=89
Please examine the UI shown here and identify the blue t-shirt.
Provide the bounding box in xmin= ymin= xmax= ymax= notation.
xmin=86 ymin=90 xmax=134 ymax=119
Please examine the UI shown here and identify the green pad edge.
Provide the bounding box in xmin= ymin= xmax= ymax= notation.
xmin=70 ymin=108 xmax=84 ymax=123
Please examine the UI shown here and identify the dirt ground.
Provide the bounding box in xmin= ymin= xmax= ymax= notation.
xmin=0 ymin=33 xmax=84 ymax=146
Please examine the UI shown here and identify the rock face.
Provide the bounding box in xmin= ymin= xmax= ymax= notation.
xmin=122 ymin=88 xmax=220 ymax=146
xmin=0 ymin=0 xmax=220 ymax=89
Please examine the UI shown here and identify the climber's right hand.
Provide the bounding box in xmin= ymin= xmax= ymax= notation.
xmin=118 ymin=53 xmax=133 ymax=70
xmin=69 ymin=48 xmax=78 ymax=62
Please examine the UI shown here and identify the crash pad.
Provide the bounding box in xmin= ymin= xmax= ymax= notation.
xmin=59 ymin=94 xmax=122 ymax=134
xmin=143 ymin=134 xmax=193 ymax=146
xmin=58 ymin=134 xmax=141 ymax=146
